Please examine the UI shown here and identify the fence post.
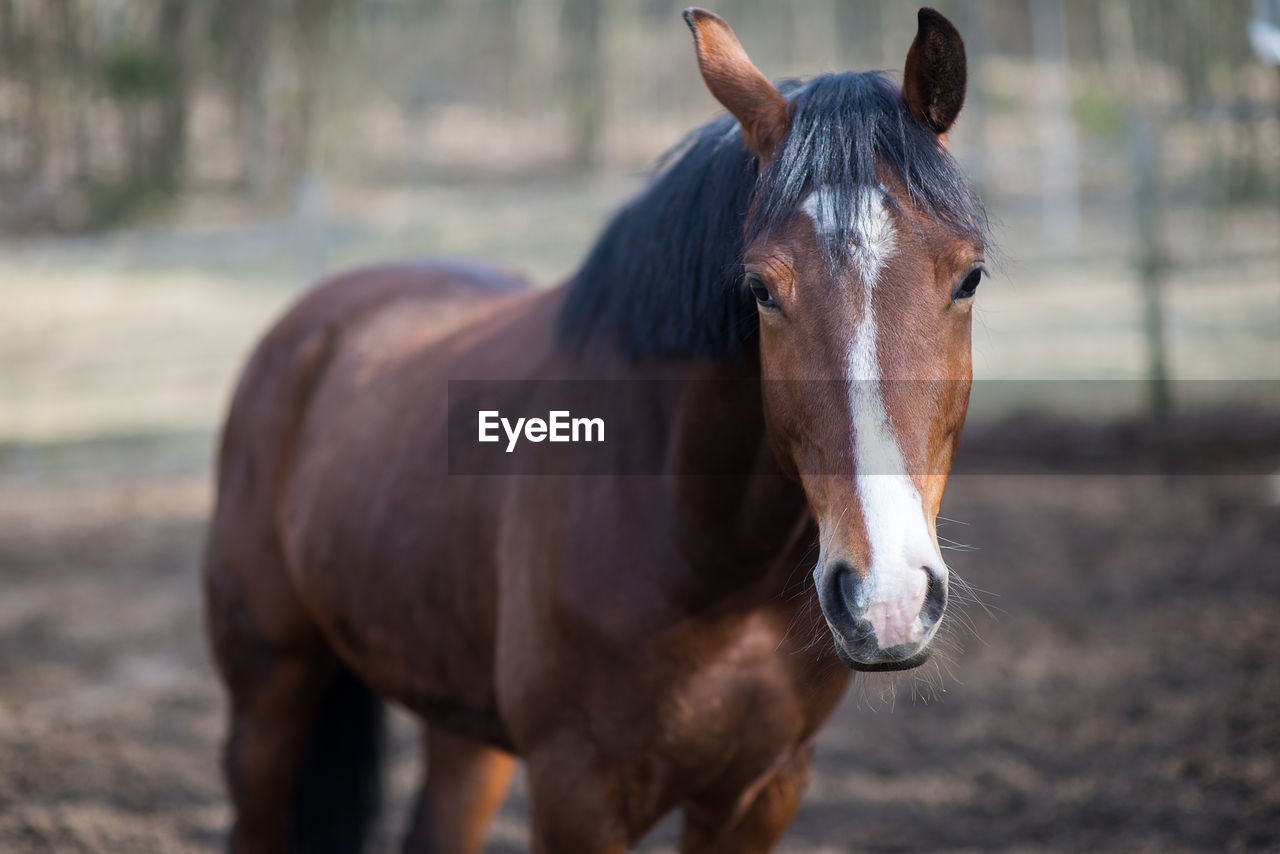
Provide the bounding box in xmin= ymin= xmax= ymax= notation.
xmin=1132 ymin=114 xmax=1172 ymax=419
xmin=1030 ymin=0 xmax=1081 ymax=247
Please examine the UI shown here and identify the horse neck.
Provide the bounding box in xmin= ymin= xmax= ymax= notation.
xmin=544 ymin=295 xmax=814 ymax=591
xmin=661 ymin=356 xmax=815 ymax=591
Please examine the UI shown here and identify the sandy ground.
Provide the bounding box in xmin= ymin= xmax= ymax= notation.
xmin=1 ymin=425 xmax=1278 ymax=853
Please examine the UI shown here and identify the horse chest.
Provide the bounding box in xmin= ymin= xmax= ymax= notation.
xmin=662 ymin=611 xmax=846 ymax=741
xmin=591 ymin=611 xmax=851 ymax=815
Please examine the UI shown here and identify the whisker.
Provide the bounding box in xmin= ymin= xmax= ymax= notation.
xmin=948 ymin=570 xmax=1002 ymax=620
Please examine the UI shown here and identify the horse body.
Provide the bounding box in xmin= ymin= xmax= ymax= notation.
xmin=210 ymin=261 xmax=846 ymax=849
xmin=207 ymin=7 xmax=987 ymax=852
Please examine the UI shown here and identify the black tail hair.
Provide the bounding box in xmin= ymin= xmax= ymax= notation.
xmin=289 ymin=664 xmax=385 ymax=853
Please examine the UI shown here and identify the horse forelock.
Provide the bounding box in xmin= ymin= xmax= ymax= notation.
xmin=754 ymin=73 xmax=987 ymax=274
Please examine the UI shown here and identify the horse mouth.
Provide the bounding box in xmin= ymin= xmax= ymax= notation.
xmin=833 ymin=642 xmax=933 ymax=672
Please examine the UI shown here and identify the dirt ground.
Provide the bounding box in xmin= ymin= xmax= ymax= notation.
xmin=0 ymin=166 xmax=1276 ymax=852
xmin=1 ymin=420 xmax=1278 ymax=854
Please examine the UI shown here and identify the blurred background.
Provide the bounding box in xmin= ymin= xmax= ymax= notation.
xmin=0 ymin=1 xmax=1277 ymax=852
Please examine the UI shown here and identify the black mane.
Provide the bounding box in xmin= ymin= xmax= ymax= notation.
xmin=556 ymin=72 xmax=988 ymax=360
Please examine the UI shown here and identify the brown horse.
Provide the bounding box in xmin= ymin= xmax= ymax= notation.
xmin=205 ymin=7 xmax=987 ymax=853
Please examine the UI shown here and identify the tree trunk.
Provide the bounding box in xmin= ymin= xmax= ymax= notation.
xmin=53 ymin=0 xmax=91 ymax=183
xmin=560 ymin=0 xmax=603 ymax=170
xmin=1103 ymin=0 xmax=1171 ymax=418
xmin=154 ymin=0 xmax=190 ymax=191
xmin=23 ymin=5 xmax=50 ymax=183
xmin=233 ymin=0 xmax=278 ymax=196
xmin=0 ymin=0 xmax=15 ymax=70
xmin=1029 ymin=0 xmax=1081 ymax=246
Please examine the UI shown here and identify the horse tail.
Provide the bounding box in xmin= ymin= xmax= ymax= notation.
xmin=207 ymin=287 xmax=374 ymax=852
xmin=289 ymin=663 xmax=385 ymax=853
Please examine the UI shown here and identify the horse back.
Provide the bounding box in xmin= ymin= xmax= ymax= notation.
xmin=206 ymin=262 xmax=532 ymax=651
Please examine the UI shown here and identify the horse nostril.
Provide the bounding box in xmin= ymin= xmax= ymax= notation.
xmin=921 ymin=566 xmax=947 ymax=625
xmin=816 ymin=561 xmax=846 ymax=612
xmin=816 ymin=561 xmax=873 ymax=637
xmin=835 ymin=563 xmax=869 ymax=612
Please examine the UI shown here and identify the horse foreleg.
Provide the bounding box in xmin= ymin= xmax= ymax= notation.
xmin=525 ymin=738 xmax=633 ymax=854
xmin=678 ymin=745 xmax=813 ymax=854
xmin=402 ymin=726 xmax=515 ymax=854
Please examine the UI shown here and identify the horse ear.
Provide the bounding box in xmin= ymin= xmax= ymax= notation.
xmin=683 ymin=8 xmax=790 ymax=161
xmin=902 ymin=7 xmax=967 ymax=137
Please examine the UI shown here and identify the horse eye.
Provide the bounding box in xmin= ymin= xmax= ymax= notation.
xmin=953 ymin=267 xmax=983 ymax=302
xmin=746 ymin=274 xmax=777 ymax=309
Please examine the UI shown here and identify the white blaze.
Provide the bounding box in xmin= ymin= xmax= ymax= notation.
xmin=804 ymin=185 xmax=947 ymax=649
xmin=802 ymin=185 xmax=898 ymax=283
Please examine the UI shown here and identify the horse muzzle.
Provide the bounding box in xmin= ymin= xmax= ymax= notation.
xmin=815 ymin=560 xmax=947 ymax=671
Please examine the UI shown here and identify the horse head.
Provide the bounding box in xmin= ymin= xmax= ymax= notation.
xmin=686 ymin=7 xmax=985 ymax=671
